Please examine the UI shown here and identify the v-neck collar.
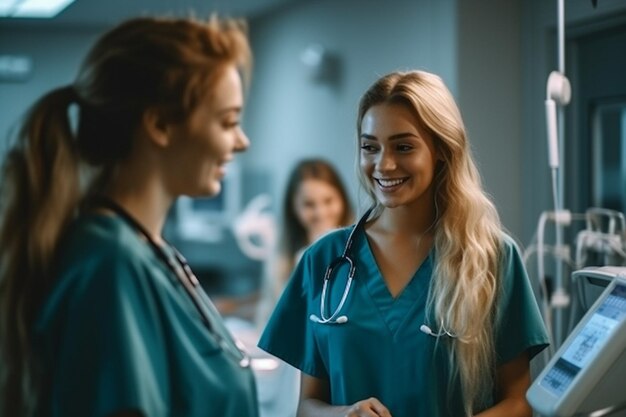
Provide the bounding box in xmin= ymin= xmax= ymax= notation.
xmin=358 ymin=227 xmax=434 ymax=338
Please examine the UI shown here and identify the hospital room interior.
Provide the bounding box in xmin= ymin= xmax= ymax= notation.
xmin=1 ymin=0 xmax=626 ymax=416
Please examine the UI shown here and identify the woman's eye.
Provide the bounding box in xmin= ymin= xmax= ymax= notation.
xmin=397 ymin=144 xmax=413 ymax=152
xmin=223 ymin=120 xmax=240 ymax=129
xmin=360 ymin=144 xmax=377 ymax=152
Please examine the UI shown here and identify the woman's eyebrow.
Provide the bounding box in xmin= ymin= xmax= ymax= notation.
xmin=359 ymin=132 xmax=418 ymax=141
xmin=217 ymin=105 xmax=242 ymax=116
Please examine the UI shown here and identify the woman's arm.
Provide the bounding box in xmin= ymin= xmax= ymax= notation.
xmin=475 ymin=351 xmax=533 ymax=417
xmin=297 ymin=374 xmax=392 ymax=417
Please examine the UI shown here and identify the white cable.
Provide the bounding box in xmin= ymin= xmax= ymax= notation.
xmin=535 ymin=212 xmax=556 ymax=356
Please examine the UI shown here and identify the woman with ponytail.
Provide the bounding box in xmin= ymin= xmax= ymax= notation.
xmin=258 ymin=70 xmax=549 ymax=417
xmin=0 ymin=15 xmax=257 ymax=417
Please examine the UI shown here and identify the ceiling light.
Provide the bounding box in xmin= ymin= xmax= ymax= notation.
xmin=0 ymin=0 xmax=76 ymax=18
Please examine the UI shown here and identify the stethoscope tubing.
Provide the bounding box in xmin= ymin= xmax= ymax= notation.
xmin=312 ymin=206 xmax=374 ymax=325
xmin=92 ymin=197 xmax=251 ymax=367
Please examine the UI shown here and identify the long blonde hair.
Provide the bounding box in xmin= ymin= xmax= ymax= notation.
xmin=356 ymin=70 xmax=503 ymax=415
xmin=0 ymin=16 xmax=251 ymax=416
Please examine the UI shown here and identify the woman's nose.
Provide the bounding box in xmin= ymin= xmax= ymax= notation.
xmin=376 ymin=149 xmax=396 ymax=171
xmin=234 ymin=128 xmax=250 ymax=153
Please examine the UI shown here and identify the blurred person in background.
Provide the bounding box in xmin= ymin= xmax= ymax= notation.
xmin=273 ymin=158 xmax=354 ymax=302
xmin=254 ymin=158 xmax=353 ymax=417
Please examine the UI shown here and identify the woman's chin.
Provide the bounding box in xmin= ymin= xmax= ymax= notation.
xmin=185 ymin=183 xmax=221 ymax=199
xmin=204 ymin=181 xmax=222 ymax=197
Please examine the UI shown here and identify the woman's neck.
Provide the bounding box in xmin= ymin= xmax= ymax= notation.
xmin=375 ymin=201 xmax=437 ymax=238
xmin=102 ymin=170 xmax=173 ymax=244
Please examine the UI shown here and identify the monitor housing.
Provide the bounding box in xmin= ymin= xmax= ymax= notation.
xmin=527 ymin=268 xmax=626 ymax=417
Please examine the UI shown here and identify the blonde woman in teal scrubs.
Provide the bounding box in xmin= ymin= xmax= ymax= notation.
xmin=0 ymin=16 xmax=257 ymax=417
xmin=258 ymin=70 xmax=549 ymax=417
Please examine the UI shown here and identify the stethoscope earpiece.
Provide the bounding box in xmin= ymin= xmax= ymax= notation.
xmin=420 ymin=324 xmax=433 ymax=335
xmin=420 ymin=323 xmax=457 ymax=338
xmin=309 ymin=314 xmax=348 ymax=324
xmin=335 ymin=315 xmax=348 ymax=324
xmin=309 ymin=314 xmax=322 ymax=323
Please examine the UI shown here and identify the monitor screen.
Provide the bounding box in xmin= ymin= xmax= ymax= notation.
xmin=175 ymin=162 xmax=241 ymax=241
xmin=539 ymin=282 xmax=626 ymax=397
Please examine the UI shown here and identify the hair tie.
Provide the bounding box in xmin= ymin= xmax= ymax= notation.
xmin=64 ymin=85 xmax=80 ymax=137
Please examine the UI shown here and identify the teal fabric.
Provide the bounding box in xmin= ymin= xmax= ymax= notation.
xmin=258 ymin=226 xmax=549 ymax=417
xmin=35 ymin=214 xmax=258 ymax=417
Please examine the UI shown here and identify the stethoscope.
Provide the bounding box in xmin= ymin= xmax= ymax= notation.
xmin=93 ymin=197 xmax=251 ymax=368
xmin=308 ymin=206 xmax=374 ymax=325
xmin=308 ymin=205 xmax=458 ymax=339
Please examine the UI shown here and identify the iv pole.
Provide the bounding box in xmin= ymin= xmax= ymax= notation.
xmin=545 ymin=0 xmax=571 ymax=348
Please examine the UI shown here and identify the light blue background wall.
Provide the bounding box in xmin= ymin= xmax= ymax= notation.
xmin=240 ymin=0 xmax=458 ymax=226
xmin=2 ymin=0 xmax=625 ymax=251
xmin=0 ymin=28 xmax=101 ymax=153
xmin=457 ymin=0 xmax=522 ymax=239
xmin=0 ymin=0 xmax=524 ymax=244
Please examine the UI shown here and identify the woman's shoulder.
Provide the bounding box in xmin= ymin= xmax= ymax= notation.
xmin=38 ymin=214 xmax=158 ymax=332
xmin=497 ymin=232 xmax=532 ymax=287
xmin=54 ymin=214 xmax=157 ymax=293
xmin=292 ymin=226 xmax=356 ymax=269
xmin=305 ymin=225 xmax=355 ymax=253
xmin=499 ymin=232 xmax=525 ymax=261
xmin=315 ymin=224 xmax=354 ymax=243
xmin=60 ymin=213 xmax=151 ymax=262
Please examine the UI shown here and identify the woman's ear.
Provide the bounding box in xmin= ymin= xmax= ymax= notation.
xmin=435 ymin=145 xmax=445 ymax=162
xmin=434 ymin=158 xmax=446 ymax=177
xmin=142 ymin=107 xmax=170 ymax=148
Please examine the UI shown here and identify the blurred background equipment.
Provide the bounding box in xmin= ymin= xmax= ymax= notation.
xmin=232 ymin=193 xmax=276 ymax=262
xmin=527 ymin=267 xmax=626 ymax=417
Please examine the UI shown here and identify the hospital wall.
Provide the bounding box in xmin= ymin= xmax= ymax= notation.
xmin=0 ymin=0 xmax=523 ymax=238
xmin=0 ymin=28 xmax=101 ymax=154
xmin=520 ymin=0 xmax=626 ymax=245
xmin=1 ymin=0 xmax=625 ymax=266
xmin=240 ymin=0 xmax=458 ymax=227
xmin=240 ymin=0 xmax=529 ymax=239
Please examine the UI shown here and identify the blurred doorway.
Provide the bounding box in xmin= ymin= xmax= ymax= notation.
xmin=566 ymin=20 xmax=626 ymax=214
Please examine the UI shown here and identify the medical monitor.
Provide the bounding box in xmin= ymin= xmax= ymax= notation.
xmin=175 ymin=162 xmax=241 ymax=242
xmin=527 ymin=274 xmax=626 ymax=417
xmin=572 ymin=266 xmax=626 ymax=312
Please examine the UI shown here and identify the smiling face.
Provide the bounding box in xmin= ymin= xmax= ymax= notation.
xmin=359 ymin=102 xmax=439 ymax=210
xmin=293 ymin=178 xmax=346 ymax=242
xmin=164 ymin=65 xmax=249 ymax=198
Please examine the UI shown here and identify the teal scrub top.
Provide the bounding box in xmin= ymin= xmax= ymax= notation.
xmin=258 ymin=225 xmax=549 ymax=417
xmin=35 ymin=214 xmax=258 ymax=417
